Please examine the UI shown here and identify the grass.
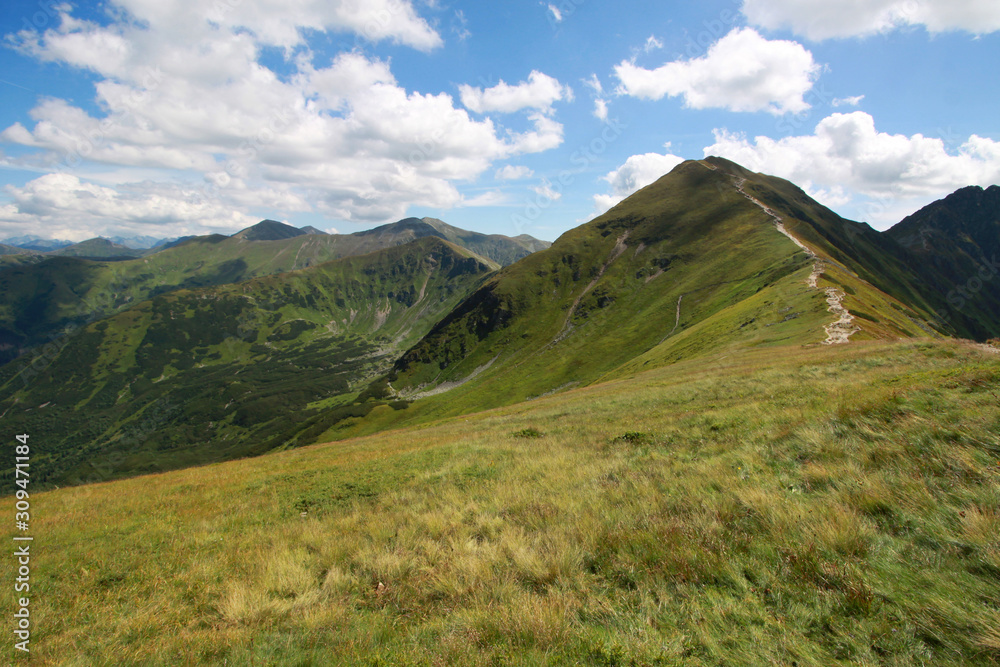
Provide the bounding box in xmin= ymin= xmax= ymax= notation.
xmin=6 ymin=337 xmax=999 ymax=665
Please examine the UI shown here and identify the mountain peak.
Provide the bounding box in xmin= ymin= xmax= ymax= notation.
xmin=232 ymin=219 xmax=306 ymax=241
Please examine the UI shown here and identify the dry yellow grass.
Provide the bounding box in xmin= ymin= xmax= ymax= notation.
xmin=4 ymin=338 xmax=999 ymax=665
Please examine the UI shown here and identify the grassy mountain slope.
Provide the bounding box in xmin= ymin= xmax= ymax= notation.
xmin=0 ymin=243 xmax=36 ymax=256
xmin=0 ymin=237 xmax=495 ymax=488
xmin=369 ymin=159 xmax=941 ymax=429
xmin=713 ymin=158 xmax=996 ymax=342
xmin=8 ymin=338 xmax=999 ymax=665
xmin=232 ymin=219 xmax=309 ymax=241
xmin=886 ymin=185 xmax=1000 ymax=340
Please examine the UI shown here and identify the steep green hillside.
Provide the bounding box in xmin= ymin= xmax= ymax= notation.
xmin=887 ymin=185 xmax=1000 ymax=340
xmin=0 ymin=237 xmax=495 ymax=488
xmin=705 ymin=158 xmax=952 ymax=323
xmin=370 ymin=159 xmax=941 ymax=427
xmin=8 ymin=338 xmax=999 ymax=665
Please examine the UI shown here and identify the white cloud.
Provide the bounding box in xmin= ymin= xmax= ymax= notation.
xmin=742 ymin=0 xmax=1000 ymax=40
xmin=593 ymin=148 xmax=686 ymax=214
xmin=459 ymin=71 xmax=573 ymax=115
xmin=644 ymin=35 xmax=664 ymax=52
xmin=531 ymin=179 xmax=562 ymax=202
xmin=0 ymin=173 xmax=261 ymax=241
xmin=546 ymin=3 xmax=563 ymax=23
xmin=832 ymin=95 xmax=865 ymax=107
xmin=495 ymin=165 xmax=534 ymax=180
xmin=593 ymin=98 xmax=609 ymax=121
xmin=614 ymin=28 xmax=820 ymax=115
xmin=582 ymin=74 xmax=609 ymax=120
xmin=506 ymin=113 xmax=566 ymax=154
xmin=583 ymin=74 xmax=603 ymax=95
xmin=452 ymin=9 xmax=471 ymax=41
xmin=461 ymin=190 xmax=509 ymax=207
xmin=1 ymin=5 xmax=569 ymax=234
xmin=704 ymin=111 xmax=1000 ymax=225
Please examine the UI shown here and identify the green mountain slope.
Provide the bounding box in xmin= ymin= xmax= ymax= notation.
xmin=0 ymin=237 xmax=495 ymax=488
xmin=0 ymin=243 xmax=36 ymax=256
xmin=367 ymin=158 xmax=943 ymax=427
xmin=232 ymin=219 xmax=309 ymax=241
xmin=354 ymin=217 xmax=551 ymax=266
xmin=886 ymin=185 xmax=1000 ymax=339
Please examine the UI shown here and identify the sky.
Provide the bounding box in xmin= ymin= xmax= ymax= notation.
xmin=0 ymin=0 xmax=998 ymax=243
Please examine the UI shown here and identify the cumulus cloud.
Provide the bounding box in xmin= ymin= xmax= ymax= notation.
xmin=704 ymin=111 xmax=1000 ymax=225
xmin=546 ymin=3 xmax=563 ymax=23
xmin=614 ymin=28 xmax=820 ymax=115
xmin=459 ymin=71 xmax=573 ymax=115
xmin=741 ymin=0 xmax=1000 ymax=40
xmin=0 ymin=173 xmax=262 ymax=240
xmin=644 ymin=35 xmax=664 ymax=52
xmin=593 ymin=148 xmax=686 ymax=214
xmin=593 ymin=99 xmax=609 ymax=121
xmin=496 ymin=165 xmax=534 ymax=180
xmin=1 ymin=3 xmax=569 ymax=234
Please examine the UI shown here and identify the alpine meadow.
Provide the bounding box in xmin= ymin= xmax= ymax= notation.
xmin=1 ymin=0 xmax=999 ymax=665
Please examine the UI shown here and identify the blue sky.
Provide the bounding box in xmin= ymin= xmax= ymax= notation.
xmin=1 ymin=0 xmax=998 ymax=242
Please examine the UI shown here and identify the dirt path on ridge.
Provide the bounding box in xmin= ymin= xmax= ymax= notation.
xmin=732 ymin=177 xmax=859 ymax=345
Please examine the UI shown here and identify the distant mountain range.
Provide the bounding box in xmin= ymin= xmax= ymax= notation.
xmin=1 ymin=234 xmax=181 ymax=252
xmin=1 ymin=218 xmax=546 ymax=262
xmin=0 ymin=218 xmax=550 ymax=366
xmin=1 ymin=158 xmax=996 ymax=489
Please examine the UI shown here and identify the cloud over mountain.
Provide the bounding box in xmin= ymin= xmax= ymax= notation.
xmin=614 ymin=28 xmax=819 ymax=115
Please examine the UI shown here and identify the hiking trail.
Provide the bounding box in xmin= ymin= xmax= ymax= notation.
xmin=732 ymin=177 xmax=860 ymax=345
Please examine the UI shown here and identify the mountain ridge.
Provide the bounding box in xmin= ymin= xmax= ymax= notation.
xmin=350 ymin=158 xmax=976 ymax=436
